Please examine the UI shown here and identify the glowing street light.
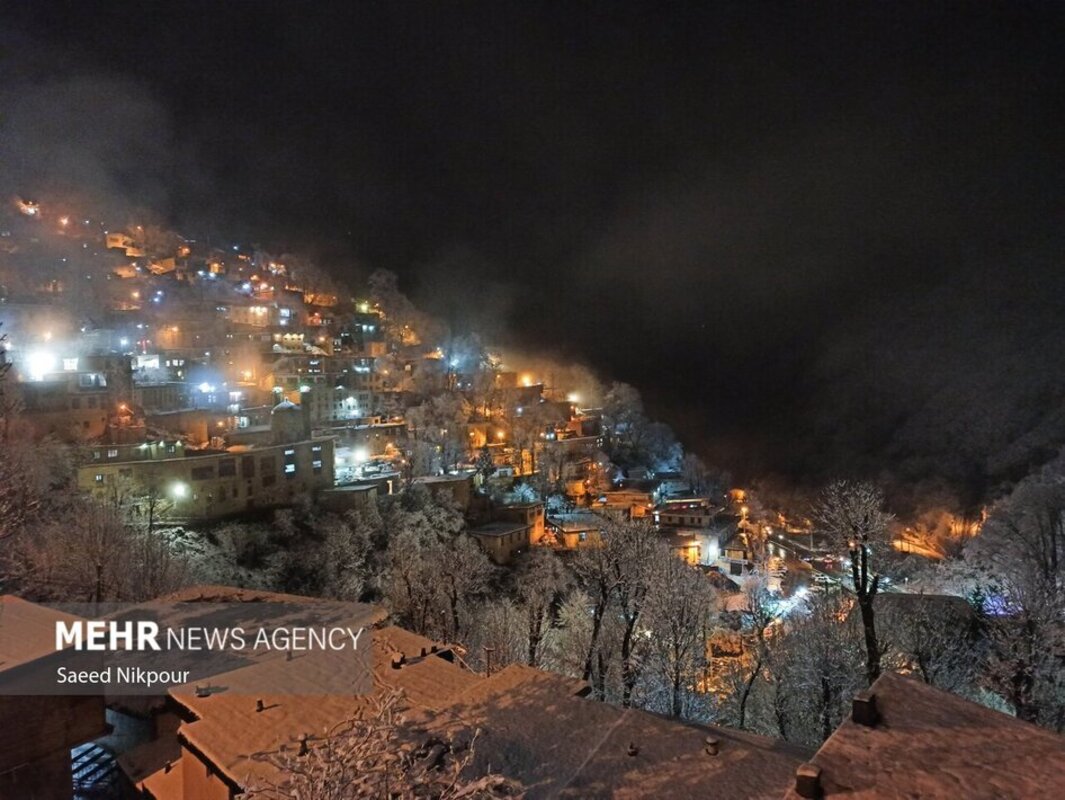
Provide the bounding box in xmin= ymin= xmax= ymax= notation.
xmin=25 ymin=349 xmax=57 ymax=381
xmin=170 ymin=482 xmax=189 ymax=500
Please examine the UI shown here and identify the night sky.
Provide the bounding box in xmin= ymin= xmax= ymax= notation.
xmin=5 ymin=2 xmax=1065 ymax=509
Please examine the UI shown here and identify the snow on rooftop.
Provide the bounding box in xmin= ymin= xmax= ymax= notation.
xmin=171 ymin=625 xmax=479 ymax=789
xmin=784 ymin=672 xmax=1065 ymax=799
xmin=0 ymin=595 xmax=85 ymax=670
xmin=414 ymin=664 xmax=806 ymax=800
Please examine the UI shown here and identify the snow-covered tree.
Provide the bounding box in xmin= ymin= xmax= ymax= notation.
xmin=643 ymin=555 xmax=716 ymax=718
xmin=815 ymin=480 xmax=893 ymax=684
xmin=515 ymin=547 xmax=572 ymax=667
xmin=246 ymin=688 xmax=520 ymax=799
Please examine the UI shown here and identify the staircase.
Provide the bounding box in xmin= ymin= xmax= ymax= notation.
xmin=71 ymin=742 xmax=120 ymax=799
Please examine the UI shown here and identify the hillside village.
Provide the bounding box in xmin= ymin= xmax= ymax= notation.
xmin=3 ymin=194 xmax=1065 ymax=799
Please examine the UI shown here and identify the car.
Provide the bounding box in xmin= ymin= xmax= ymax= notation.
xmin=812 ymin=572 xmax=835 ymax=585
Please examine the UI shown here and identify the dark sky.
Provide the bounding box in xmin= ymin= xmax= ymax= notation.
xmin=5 ymin=2 xmax=1065 ymax=508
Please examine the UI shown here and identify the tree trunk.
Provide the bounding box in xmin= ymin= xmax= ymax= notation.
xmin=820 ymin=675 xmax=833 ymax=742
xmin=671 ymin=663 xmax=683 ymax=717
xmin=582 ymin=594 xmax=607 ymax=682
xmin=621 ymin=619 xmax=637 ymax=707
xmin=528 ymin=611 xmax=543 ymax=667
xmin=858 ymin=596 xmax=881 ymax=685
xmin=853 ymin=545 xmax=881 ymax=685
xmin=595 ymin=650 xmax=608 ymax=700
xmin=738 ymin=654 xmax=762 ymax=729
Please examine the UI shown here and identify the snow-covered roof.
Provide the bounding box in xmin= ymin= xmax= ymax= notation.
xmin=784 ymin=672 xmax=1065 ymax=799
xmin=416 ymin=663 xmax=807 ymax=799
xmin=0 ymin=595 xmax=86 ymax=669
xmin=170 ymin=624 xmax=477 ymax=789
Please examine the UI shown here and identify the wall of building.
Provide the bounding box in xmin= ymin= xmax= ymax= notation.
xmin=180 ymin=746 xmax=232 ymax=800
xmin=0 ymin=695 xmax=107 ymax=800
xmin=78 ymin=438 xmax=335 ymax=520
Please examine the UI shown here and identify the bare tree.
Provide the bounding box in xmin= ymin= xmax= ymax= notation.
xmin=644 ymin=555 xmax=716 ymax=717
xmin=572 ymin=532 xmax=619 ymax=694
xmin=725 ymin=570 xmax=779 ymax=730
xmin=876 ymin=594 xmax=980 ymax=694
xmin=815 ymin=480 xmax=893 ymax=684
xmin=768 ymin=595 xmax=864 ymax=746
xmin=965 ymin=460 xmax=1065 ymax=727
xmin=7 ymin=501 xmax=188 ymax=602
xmin=515 ymin=548 xmax=572 ymax=667
xmin=436 ymin=535 xmax=495 ymax=643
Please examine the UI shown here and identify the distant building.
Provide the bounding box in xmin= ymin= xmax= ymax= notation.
xmin=77 ymin=402 xmax=335 ymax=519
xmin=468 ymin=521 xmax=531 ymax=564
xmin=495 ymin=501 xmax=546 ymax=544
xmin=412 ymin=474 xmax=473 ymax=511
xmin=592 ymin=488 xmax=655 ymax=520
xmin=545 ymin=510 xmax=604 ymax=549
xmin=655 ymin=497 xmax=715 ymax=527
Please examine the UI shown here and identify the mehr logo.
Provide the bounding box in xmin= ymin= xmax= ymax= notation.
xmin=57 ymin=620 xmax=162 ymax=651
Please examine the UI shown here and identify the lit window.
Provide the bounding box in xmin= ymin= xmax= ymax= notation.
xmin=107 ymin=449 xmax=119 ymax=458
xmin=94 ymin=474 xmax=104 ymax=483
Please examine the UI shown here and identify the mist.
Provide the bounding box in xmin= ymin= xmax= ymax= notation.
xmin=5 ymin=3 xmax=1065 ymax=515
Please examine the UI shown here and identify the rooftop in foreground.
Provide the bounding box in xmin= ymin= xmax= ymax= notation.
xmin=416 ymin=663 xmax=808 ymax=800
xmin=784 ymin=672 xmax=1065 ymax=799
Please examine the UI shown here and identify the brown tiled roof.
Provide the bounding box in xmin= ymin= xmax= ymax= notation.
xmin=416 ymin=664 xmax=806 ymax=800
xmin=0 ymin=595 xmax=85 ymax=669
xmin=172 ymin=626 xmax=480 ymax=788
xmin=783 ymin=672 xmax=1065 ymax=799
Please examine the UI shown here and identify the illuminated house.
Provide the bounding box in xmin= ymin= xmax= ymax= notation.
xmin=655 ymin=497 xmax=716 ymax=527
xmin=495 ymin=500 xmax=546 ymax=543
xmin=15 ymin=352 xmax=133 ymax=440
xmin=77 ymin=402 xmax=335 ymax=519
xmin=545 ymin=510 xmax=604 ymax=549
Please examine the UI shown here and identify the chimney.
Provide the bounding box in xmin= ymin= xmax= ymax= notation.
xmin=391 ymin=653 xmax=405 ymax=670
xmin=794 ymin=763 xmax=822 ymax=799
xmin=297 ymin=734 xmax=309 ymax=757
xmin=627 ymin=742 xmax=639 ymax=757
xmin=704 ymin=735 xmax=720 ymax=756
xmin=194 ymin=685 xmax=210 ymax=698
xmin=852 ymin=690 xmax=879 ymax=727
xmin=256 ymin=699 xmax=265 ymax=713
